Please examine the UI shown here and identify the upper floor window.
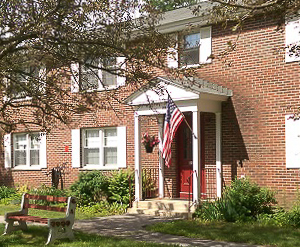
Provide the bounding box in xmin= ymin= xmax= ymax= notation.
xmin=6 ymin=66 xmax=45 ymax=100
xmin=71 ymin=57 xmax=125 ymax=93
xmin=286 ymin=16 xmax=300 ymax=62
xmin=167 ymin=26 xmax=212 ymax=68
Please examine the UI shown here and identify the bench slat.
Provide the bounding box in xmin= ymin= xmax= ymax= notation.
xmin=8 ymin=215 xmax=48 ymax=224
xmin=24 ymin=194 xmax=68 ymax=203
xmin=24 ymin=203 xmax=67 ymax=212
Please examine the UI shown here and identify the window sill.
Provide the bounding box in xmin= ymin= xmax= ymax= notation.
xmin=75 ymin=85 xmax=120 ymax=93
xmin=180 ymin=61 xmax=212 ymax=69
xmin=12 ymin=166 xmax=44 ymax=171
xmin=80 ymin=165 xmax=118 ymax=171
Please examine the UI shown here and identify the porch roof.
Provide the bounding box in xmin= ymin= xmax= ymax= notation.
xmin=124 ymin=76 xmax=233 ymax=106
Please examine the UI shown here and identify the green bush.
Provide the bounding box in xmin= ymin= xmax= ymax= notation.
xmin=195 ymin=177 xmax=276 ymax=222
xmin=78 ymin=201 xmax=127 ymax=217
xmin=257 ymin=207 xmax=290 ymax=227
xmin=108 ymin=169 xmax=134 ymax=205
xmin=70 ymin=171 xmax=109 ymax=206
xmin=0 ymin=185 xmax=16 ymax=200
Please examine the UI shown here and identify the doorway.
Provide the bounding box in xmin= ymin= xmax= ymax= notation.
xmin=177 ymin=113 xmax=193 ymax=199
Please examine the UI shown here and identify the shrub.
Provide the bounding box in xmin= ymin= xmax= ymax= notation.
xmin=108 ymin=169 xmax=134 ymax=205
xmin=195 ymin=177 xmax=276 ymax=222
xmin=70 ymin=171 xmax=109 ymax=206
xmin=78 ymin=201 xmax=127 ymax=217
xmin=0 ymin=185 xmax=16 ymax=200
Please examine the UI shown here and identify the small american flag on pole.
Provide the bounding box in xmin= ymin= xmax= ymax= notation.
xmin=162 ymin=96 xmax=184 ymax=168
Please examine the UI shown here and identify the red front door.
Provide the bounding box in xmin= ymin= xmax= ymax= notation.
xmin=177 ymin=113 xmax=193 ymax=199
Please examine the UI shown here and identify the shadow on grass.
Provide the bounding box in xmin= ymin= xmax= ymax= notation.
xmin=0 ymin=224 xmax=173 ymax=247
xmin=147 ymin=220 xmax=300 ymax=247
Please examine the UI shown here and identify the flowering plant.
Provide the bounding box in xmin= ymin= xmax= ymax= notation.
xmin=141 ymin=132 xmax=159 ymax=149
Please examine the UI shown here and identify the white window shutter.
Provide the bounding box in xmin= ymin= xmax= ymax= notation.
xmin=167 ymin=34 xmax=178 ymax=68
xmin=285 ymin=17 xmax=300 ymax=62
xmin=71 ymin=63 xmax=79 ymax=93
xmin=117 ymin=126 xmax=127 ymax=168
xmin=200 ymin=26 xmax=212 ymax=64
xmin=4 ymin=134 xmax=11 ymax=168
xmin=285 ymin=115 xmax=300 ymax=168
xmin=39 ymin=133 xmax=47 ymax=168
xmin=116 ymin=57 xmax=126 ymax=86
xmin=72 ymin=129 xmax=81 ymax=168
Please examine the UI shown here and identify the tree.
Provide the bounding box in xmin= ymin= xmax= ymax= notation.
xmin=148 ymin=0 xmax=197 ymax=11
xmin=0 ymin=0 xmax=175 ymax=132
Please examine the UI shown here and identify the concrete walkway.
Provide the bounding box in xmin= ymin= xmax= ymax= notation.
xmin=0 ymin=214 xmax=260 ymax=247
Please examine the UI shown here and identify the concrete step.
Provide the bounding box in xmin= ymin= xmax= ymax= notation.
xmin=127 ymin=208 xmax=192 ymax=218
xmin=128 ymin=199 xmax=196 ymax=218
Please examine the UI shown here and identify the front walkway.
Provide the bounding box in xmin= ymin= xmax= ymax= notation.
xmin=0 ymin=214 xmax=260 ymax=247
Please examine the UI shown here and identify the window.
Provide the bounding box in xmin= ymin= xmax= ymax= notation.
xmin=178 ymin=26 xmax=212 ymax=67
xmin=182 ymin=33 xmax=201 ymax=65
xmin=3 ymin=132 xmax=47 ymax=169
xmin=285 ymin=16 xmax=300 ymax=62
xmin=285 ymin=115 xmax=300 ymax=168
xmin=71 ymin=127 xmax=126 ymax=169
xmin=6 ymin=66 xmax=45 ymax=100
xmin=71 ymin=57 xmax=125 ymax=92
xmin=80 ymin=127 xmax=124 ymax=169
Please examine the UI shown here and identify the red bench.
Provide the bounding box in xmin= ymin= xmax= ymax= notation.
xmin=3 ymin=193 xmax=76 ymax=245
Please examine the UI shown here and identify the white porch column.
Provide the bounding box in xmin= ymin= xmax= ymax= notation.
xmin=134 ymin=111 xmax=142 ymax=201
xmin=192 ymin=110 xmax=200 ymax=203
xmin=216 ymin=112 xmax=222 ymax=198
xmin=158 ymin=115 xmax=164 ymax=199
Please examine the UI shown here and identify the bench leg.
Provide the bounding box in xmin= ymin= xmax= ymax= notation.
xmin=46 ymin=228 xmax=56 ymax=245
xmin=46 ymin=226 xmax=74 ymax=245
xmin=3 ymin=220 xmax=14 ymax=235
xmin=18 ymin=221 xmax=27 ymax=231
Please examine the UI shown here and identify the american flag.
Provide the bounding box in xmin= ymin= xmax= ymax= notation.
xmin=162 ymin=96 xmax=184 ymax=168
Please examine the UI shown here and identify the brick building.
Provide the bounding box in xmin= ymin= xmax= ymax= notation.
xmin=1 ymin=3 xmax=300 ymax=206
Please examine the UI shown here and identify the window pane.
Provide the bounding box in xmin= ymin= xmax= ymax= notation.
xmin=85 ymin=130 xmax=100 ymax=147
xmin=104 ymin=129 xmax=117 ymax=146
xmin=30 ymin=134 xmax=40 ymax=149
xmin=30 ymin=150 xmax=40 ymax=166
xmin=104 ymin=147 xmax=117 ymax=165
xmin=84 ymin=148 xmax=99 ymax=165
xmin=15 ymin=150 xmax=26 ymax=166
xmin=184 ymin=33 xmax=200 ymax=49
xmin=182 ymin=33 xmax=200 ymax=65
xmin=81 ymin=58 xmax=100 ymax=90
xmin=102 ymin=58 xmax=117 ymax=86
xmin=15 ymin=134 xmax=27 ymax=150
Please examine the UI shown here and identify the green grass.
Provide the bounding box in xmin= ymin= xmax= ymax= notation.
xmin=0 ymin=224 xmax=176 ymax=247
xmin=147 ymin=219 xmax=300 ymax=247
xmin=0 ymin=204 xmax=109 ymax=220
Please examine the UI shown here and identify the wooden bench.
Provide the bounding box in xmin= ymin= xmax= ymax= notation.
xmin=3 ymin=193 xmax=76 ymax=245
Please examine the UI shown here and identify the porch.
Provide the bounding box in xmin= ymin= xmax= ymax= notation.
xmin=125 ymin=77 xmax=232 ymax=209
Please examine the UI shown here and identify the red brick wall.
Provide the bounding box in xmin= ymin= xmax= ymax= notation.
xmin=195 ymin=15 xmax=300 ymax=206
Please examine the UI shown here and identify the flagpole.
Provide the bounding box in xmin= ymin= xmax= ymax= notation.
xmin=166 ymin=92 xmax=198 ymax=140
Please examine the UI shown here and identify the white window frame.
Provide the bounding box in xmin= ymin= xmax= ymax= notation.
xmin=81 ymin=127 xmax=118 ymax=170
xmin=285 ymin=16 xmax=300 ymax=63
xmin=180 ymin=26 xmax=212 ymax=68
xmin=4 ymin=66 xmax=46 ymax=102
xmin=12 ymin=132 xmax=47 ymax=170
xmin=71 ymin=57 xmax=126 ymax=93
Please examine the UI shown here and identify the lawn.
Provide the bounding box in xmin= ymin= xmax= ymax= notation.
xmin=0 ymin=224 xmax=176 ymax=247
xmin=147 ymin=219 xmax=300 ymax=247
